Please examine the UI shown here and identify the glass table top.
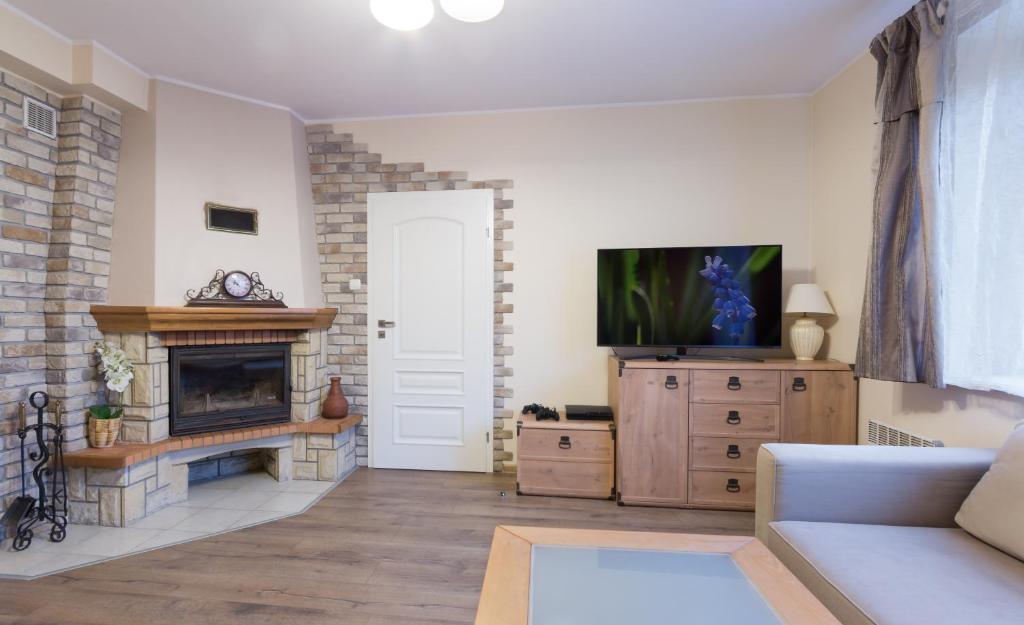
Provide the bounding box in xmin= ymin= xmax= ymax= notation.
xmin=529 ymin=546 xmax=784 ymax=625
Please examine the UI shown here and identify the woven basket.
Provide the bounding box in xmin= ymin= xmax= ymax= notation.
xmin=88 ymin=414 xmax=122 ymax=448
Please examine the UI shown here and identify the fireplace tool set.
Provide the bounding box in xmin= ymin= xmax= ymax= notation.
xmin=0 ymin=391 xmax=68 ymax=551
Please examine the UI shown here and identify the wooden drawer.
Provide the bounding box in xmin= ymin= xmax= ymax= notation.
xmin=688 ymin=470 xmax=756 ymax=509
xmin=690 ymin=370 xmax=780 ymax=404
xmin=518 ymin=427 xmax=613 ymax=463
xmin=518 ymin=459 xmax=614 ymax=499
xmin=690 ymin=403 xmax=780 ymax=437
xmin=689 ymin=436 xmax=771 ymax=472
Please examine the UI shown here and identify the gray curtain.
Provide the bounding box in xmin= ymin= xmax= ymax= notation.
xmin=855 ymin=0 xmax=948 ymax=386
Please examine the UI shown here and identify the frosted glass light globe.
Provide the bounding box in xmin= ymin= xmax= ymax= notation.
xmin=370 ymin=0 xmax=435 ymax=31
xmin=440 ymin=0 xmax=504 ymax=23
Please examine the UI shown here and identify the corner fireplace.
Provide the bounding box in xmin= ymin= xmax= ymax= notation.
xmin=169 ymin=344 xmax=291 ymax=436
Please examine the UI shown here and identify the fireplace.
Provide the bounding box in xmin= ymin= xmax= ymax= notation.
xmin=169 ymin=344 xmax=291 ymax=436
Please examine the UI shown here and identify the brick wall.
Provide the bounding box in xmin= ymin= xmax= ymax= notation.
xmin=305 ymin=126 xmax=515 ymax=471
xmin=0 ymin=67 xmax=122 ymax=521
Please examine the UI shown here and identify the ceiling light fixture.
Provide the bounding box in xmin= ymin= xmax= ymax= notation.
xmin=440 ymin=0 xmax=504 ymax=23
xmin=370 ymin=0 xmax=435 ymax=31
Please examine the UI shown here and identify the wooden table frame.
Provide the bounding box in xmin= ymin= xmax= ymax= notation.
xmin=474 ymin=526 xmax=840 ymax=625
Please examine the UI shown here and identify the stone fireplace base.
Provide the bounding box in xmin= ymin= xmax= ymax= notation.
xmin=67 ymin=423 xmax=357 ymax=527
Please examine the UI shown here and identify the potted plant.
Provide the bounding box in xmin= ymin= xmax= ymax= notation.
xmin=88 ymin=342 xmax=135 ymax=448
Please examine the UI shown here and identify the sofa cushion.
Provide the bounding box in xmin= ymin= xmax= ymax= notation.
xmin=768 ymin=521 xmax=1024 ymax=625
xmin=956 ymin=423 xmax=1024 ymax=560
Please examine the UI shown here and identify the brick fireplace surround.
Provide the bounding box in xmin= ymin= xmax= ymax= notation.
xmin=57 ymin=306 xmax=357 ymax=527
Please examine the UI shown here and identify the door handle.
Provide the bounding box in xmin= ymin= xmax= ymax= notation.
xmin=727 ymin=376 xmax=742 ymax=391
xmin=558 ymin=436 xmax=572 ymax=449
xmin=377 ymin=320 xmax=396 ymax=328
xmin=726 ymin=410 xmax=741 ymax=425
xmin=792 ymin=377 xmax=807 ymax=392
xmin=664 ymin=375 xmax=679 ymax=390
xmin=726 ymin=478 xmax=741 ymax=493
xmin=726 ymin=444 xmax=741 ymax=459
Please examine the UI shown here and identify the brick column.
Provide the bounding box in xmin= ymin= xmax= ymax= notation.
xmin=290 ymin=328 xmax=330 ymax=422
xmin=45 ymin=96 xmax=122 ymax=450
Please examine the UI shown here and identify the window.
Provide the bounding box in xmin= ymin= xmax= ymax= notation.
xmin=941 ymin=0 xmax=1024 ymax=396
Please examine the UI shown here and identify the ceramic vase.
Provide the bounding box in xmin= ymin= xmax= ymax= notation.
xmin=790 ymin=316 xmax=825 ymax=360
xmin=322 ymin=376 xmax=349 ymax=419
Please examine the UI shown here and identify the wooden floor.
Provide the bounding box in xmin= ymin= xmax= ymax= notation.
xmin=0 ymin=469 xmax=753 ymax=625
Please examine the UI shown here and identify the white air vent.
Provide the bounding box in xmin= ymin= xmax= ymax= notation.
xmin=868 ymin=419 xmax=944 ymax=447
xmin=23 ymin=97 xmax=57 ymax=139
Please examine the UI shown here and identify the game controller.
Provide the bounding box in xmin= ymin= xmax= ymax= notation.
xmin=521 ymin=403 xmax=560 ymax=421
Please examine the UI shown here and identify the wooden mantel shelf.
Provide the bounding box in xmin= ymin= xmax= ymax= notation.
xmin=64 ymin=415 xmax=363 ymax=469
xmin=90 ymin=305 xmax=337 ymax=333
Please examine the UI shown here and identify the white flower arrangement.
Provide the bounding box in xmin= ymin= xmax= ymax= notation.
xmin=94 ymin=342 xmax=135 ymax=395
xmin=95 ymin=342 xmax=135 ymax=393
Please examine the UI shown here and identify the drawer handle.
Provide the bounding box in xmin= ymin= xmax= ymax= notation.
xmin=726 ymin=478 xmax=741 ymax=493
xmin=726 ymin=410 xmax=741 ymax=425
xmin=664 ymin=375 xmax=679 ymax=390
xmin=792 ymin=377 xmax=807 ymax=392
xmin=726 ymin=444 xmax=741 ymax=459
xmin=727 ymin=376 xmax=742 ymax=391
xmin=558 ymin=436 xmax=571 ymax=449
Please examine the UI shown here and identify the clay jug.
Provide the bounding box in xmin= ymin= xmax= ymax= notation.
xmin=322 ymin=377 xmax=349 ymax=419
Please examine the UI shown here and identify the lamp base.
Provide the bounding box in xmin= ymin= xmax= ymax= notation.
xmin=790 ymin=317 xmax=824 ymax=360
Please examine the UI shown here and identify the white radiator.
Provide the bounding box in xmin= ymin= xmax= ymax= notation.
xmin=867 ymin=419 xmax=944 ymax=447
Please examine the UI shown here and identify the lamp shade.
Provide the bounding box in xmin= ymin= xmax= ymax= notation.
xmin=785 ymin=284 xmax=835 ymax=315
xmin=441 ymin=0 xmax=504 ymax=22
xmin=370 ymin=0 xmax=435 ymax=31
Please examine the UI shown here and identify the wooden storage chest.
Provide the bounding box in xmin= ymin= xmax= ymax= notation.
xmin=516 ymin=414 xmax=615 ymax=500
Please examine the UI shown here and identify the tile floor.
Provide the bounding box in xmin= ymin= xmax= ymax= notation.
xmin=0 ymin=470 xmax=345 ymax=580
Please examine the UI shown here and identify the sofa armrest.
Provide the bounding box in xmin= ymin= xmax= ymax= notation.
xmin=755 ymin=443 xmax=995 ymax=537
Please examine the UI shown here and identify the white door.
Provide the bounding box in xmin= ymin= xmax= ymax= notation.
xmin=368 ymin=190 xmax=494 ymax=472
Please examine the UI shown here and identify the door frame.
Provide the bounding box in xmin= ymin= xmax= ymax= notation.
xmin=366 ymin=189 xmax=495 ymax=472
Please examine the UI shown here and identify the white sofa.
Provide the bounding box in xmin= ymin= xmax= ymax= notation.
xmin=755 ymin=444 xmax=1024 ymax=625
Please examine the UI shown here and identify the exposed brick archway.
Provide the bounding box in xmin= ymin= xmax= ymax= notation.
xmin=304 ymin=126 xmax=513 ymax=471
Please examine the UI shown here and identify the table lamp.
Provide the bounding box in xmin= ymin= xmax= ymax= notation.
xmin=785 ymin=284 xmax=835 ymax=360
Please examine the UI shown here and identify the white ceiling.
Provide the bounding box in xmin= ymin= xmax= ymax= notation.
xmin=8 ymin=0 xmax=909 ymax=121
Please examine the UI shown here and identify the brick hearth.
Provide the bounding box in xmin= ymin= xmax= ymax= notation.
xmin=64 ymin=414 xmax=361 ymax=469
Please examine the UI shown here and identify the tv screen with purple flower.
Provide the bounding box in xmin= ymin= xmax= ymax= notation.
xmin=597 ymin=245 xmax=783 ymax=348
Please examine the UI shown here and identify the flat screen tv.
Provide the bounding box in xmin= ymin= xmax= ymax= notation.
xmin=597 ymin=245 xmax=783 ymax=348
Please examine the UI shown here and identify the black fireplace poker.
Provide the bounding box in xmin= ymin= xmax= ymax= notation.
xmin=0 ymin=391 xmax=69 ymax=551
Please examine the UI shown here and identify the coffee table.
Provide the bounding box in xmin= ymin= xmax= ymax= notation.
xmin=475 ymin=526 xmax=840 ymax=625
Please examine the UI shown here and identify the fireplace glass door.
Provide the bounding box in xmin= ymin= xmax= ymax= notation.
xmin=169 ymin=344 xmax=291 ymax=436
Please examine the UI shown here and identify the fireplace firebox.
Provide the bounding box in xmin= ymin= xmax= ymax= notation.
xmin=169 ymin=344 xmax=291 ymax=436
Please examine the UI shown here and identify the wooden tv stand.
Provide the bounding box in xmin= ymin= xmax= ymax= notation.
xmin=607 ymin=356 xmax=856 ymax=511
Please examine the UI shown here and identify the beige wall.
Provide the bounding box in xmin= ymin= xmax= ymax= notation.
xmin=71 ymin=43 xmax=150 ymax=111
xmin=811 ymin=55 xmax=1023 ymax=448
xmin=0 ymin=7 xmax=148 ymax=111
xmin=110 ymin=81 xmax=322 ymax=307
xmin=108 ymin=87 xmax=157 ymax=305
xmin=289 ymin=114 xmax=324 ymax=308
xmin=0 ymin=3 xmax=72 ymax=86
xmin=336 ymin=98 xmax=815 ymax=448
